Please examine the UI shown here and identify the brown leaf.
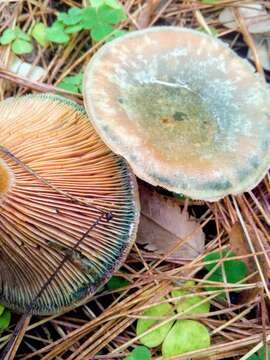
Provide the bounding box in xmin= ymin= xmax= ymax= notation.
xmin=219 ymin=4 xmax=270 ymax=34
xmin=229 ymin=223 xmax=256 ymax=272
xmin=137 ymin=184 xmax=205 ymax=260
xmin=229 ymin=223 xmax=270 ymax=302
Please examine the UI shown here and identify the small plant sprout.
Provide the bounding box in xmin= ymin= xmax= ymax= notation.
xmin=0 ymin=94 xmax=139 ymax=315
xmin=81 ymin=1 xmax=127 ymax=41
xmin=57 ymin=7 xmax=84 ymax=34
xmin=83 ymin=27 xmax=270 ymax=201
xmin=44 ymin=1 xmax=126 ymax=45
xmin=0 ymin=27 xmax=33 ymax=54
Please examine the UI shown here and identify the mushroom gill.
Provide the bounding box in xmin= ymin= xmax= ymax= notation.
xmin=0 ymin=94 xmax=140 ymax=314
xmin=0 ymin=159 xmax=15 ymax=198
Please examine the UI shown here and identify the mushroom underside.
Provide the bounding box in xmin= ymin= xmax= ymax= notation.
xmin=0 ymin=94 xmax=139 ymax=314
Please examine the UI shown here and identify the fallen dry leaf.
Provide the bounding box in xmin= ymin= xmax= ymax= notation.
xmin=229 ymin=222 xmax=270 ymax=302
xmin=248 ymin=35 xmax=270 ymax=71
xmin=137 ymin=183 xmax=205 ymax=260
xmin=219 ymin=4 xmax=270 ymax=34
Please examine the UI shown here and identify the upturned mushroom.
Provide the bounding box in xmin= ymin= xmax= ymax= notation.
xmin=0 ymin=93 xmax=140 ymax=314
xmin=83 ymin=27 xmax=270 ymax=201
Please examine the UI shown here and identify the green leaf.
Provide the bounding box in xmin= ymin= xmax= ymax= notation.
xmin=247 ymin=346 xmax=270 ymax=360
xmin=107 ymin=275 xmax=130 ymax=290
xmin=58 ymin=13 xmax=71 ymax=24
xmin=45 ymin=23 xmax=70 ymax=43
xmin=57 ymin=73 xmax=83 ymax=93
xmin=171 ymin=281 xmax=210 ymax=315
xmin=106 ymin=29 xmax=126 ymax=41
xmin=136 ymin=300 xmax=174 ymax=348
xmin=91 ymin=23 xmax=114 ymax=41
xmin=90 ymin=0 xmax=103 ymax=7
xmin=104 ymin=0 xmax=123 ymax=8
xmin=16 ymin=31 xmax=31 ymax=41
xmin=58 ymin=7 xmax=82 ymax=25
xmin=11 ymin=39 xmax=33 ymax=54
xmin=124 ymin=346 xmax=151 ymax=360
xmin=91 ymin=0 xmax=123 ymax=8
xmin=247 ymin=355 xmax=259 ymax=360
xmin=57 ymin=82 xmax=78 ymax=93
xmin=0 ymin=28 xmax=16 ymax=44
xmin=82 ymin=5 xmax=126 ymax=41
xmin=97 ymin=5 xmax=126 ymax=24
xmin=65 ymin=24 xmax=83 ymax=33
xmin=0 ymin=309 xmax=11 ymax=331
xmin=162 ymin=320 xmax=210 ymax=358
xmin=32 ymin=22 xmax=48 ymax=46
xmin=82 ymin=7 xmax=98 ymax=29
xmin=0 ymin=304 xmax=5 ymax=317
xmin=258 ymin=347 xmax=270 ymax=360
xmin=204 ymin=250 xmax=248 ymax=283
xmin=69 ymin=7 xmax=83 ymax=18
xmin=204 ymin=250 xmax=248 ymax=299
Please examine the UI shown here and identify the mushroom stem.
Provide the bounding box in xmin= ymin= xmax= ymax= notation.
xmin=0 ymin=158 xmax=15 ymax=198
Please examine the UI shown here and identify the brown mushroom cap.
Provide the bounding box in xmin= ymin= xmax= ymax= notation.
xmin=0 ymin=93 xmax=140 ymax=314
xmin=84 ymin=27 xmax=270 ymax=201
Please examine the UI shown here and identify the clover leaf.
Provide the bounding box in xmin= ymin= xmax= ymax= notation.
xmin=0 ymin=28 xmax=17 ymax=44
xmin=0 ymin=27 xmax=33 ymax=54
xmin=124 ymin=346 xmax=151 ymax=360
xmin=82 ymin=4 xmax=126 ymax=41
xmin=136 ymin=300 xmax=174 ymax=348
xmin=204 ymin=250 xmax=248 ymax=299
xmin=57 ymin=7 xmax=83 ymax=33
xmin=12 ymin=39 xmax=33 ymax=54
xmin=57 ymin=73 xmax=83 ymax=93
xmin=58 ymin=7 xmax=82 ymax=26
xmin=45 ymin=22 xmax=70 ymax=44
xmin=171 ymin=280 xmax=210 ymax=315
xmin=32 ymin=22 xmax=48 ymax=46
xmin=135 ymin=285 xmax=211 ymax=357
xmin=162 ymin=320 xmax=210 ymax=358
xmin=91 ymin=0 xmax=123 ymax=9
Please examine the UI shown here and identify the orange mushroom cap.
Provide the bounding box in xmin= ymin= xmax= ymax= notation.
xmin=84 ymin=27 xmax=270 ymax=201
xmin=0 ymin=93 xmax=139 ymax=314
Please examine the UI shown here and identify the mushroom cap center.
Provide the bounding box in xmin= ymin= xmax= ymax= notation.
xmin=120 ymin=79 xmax=219 ymax=162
